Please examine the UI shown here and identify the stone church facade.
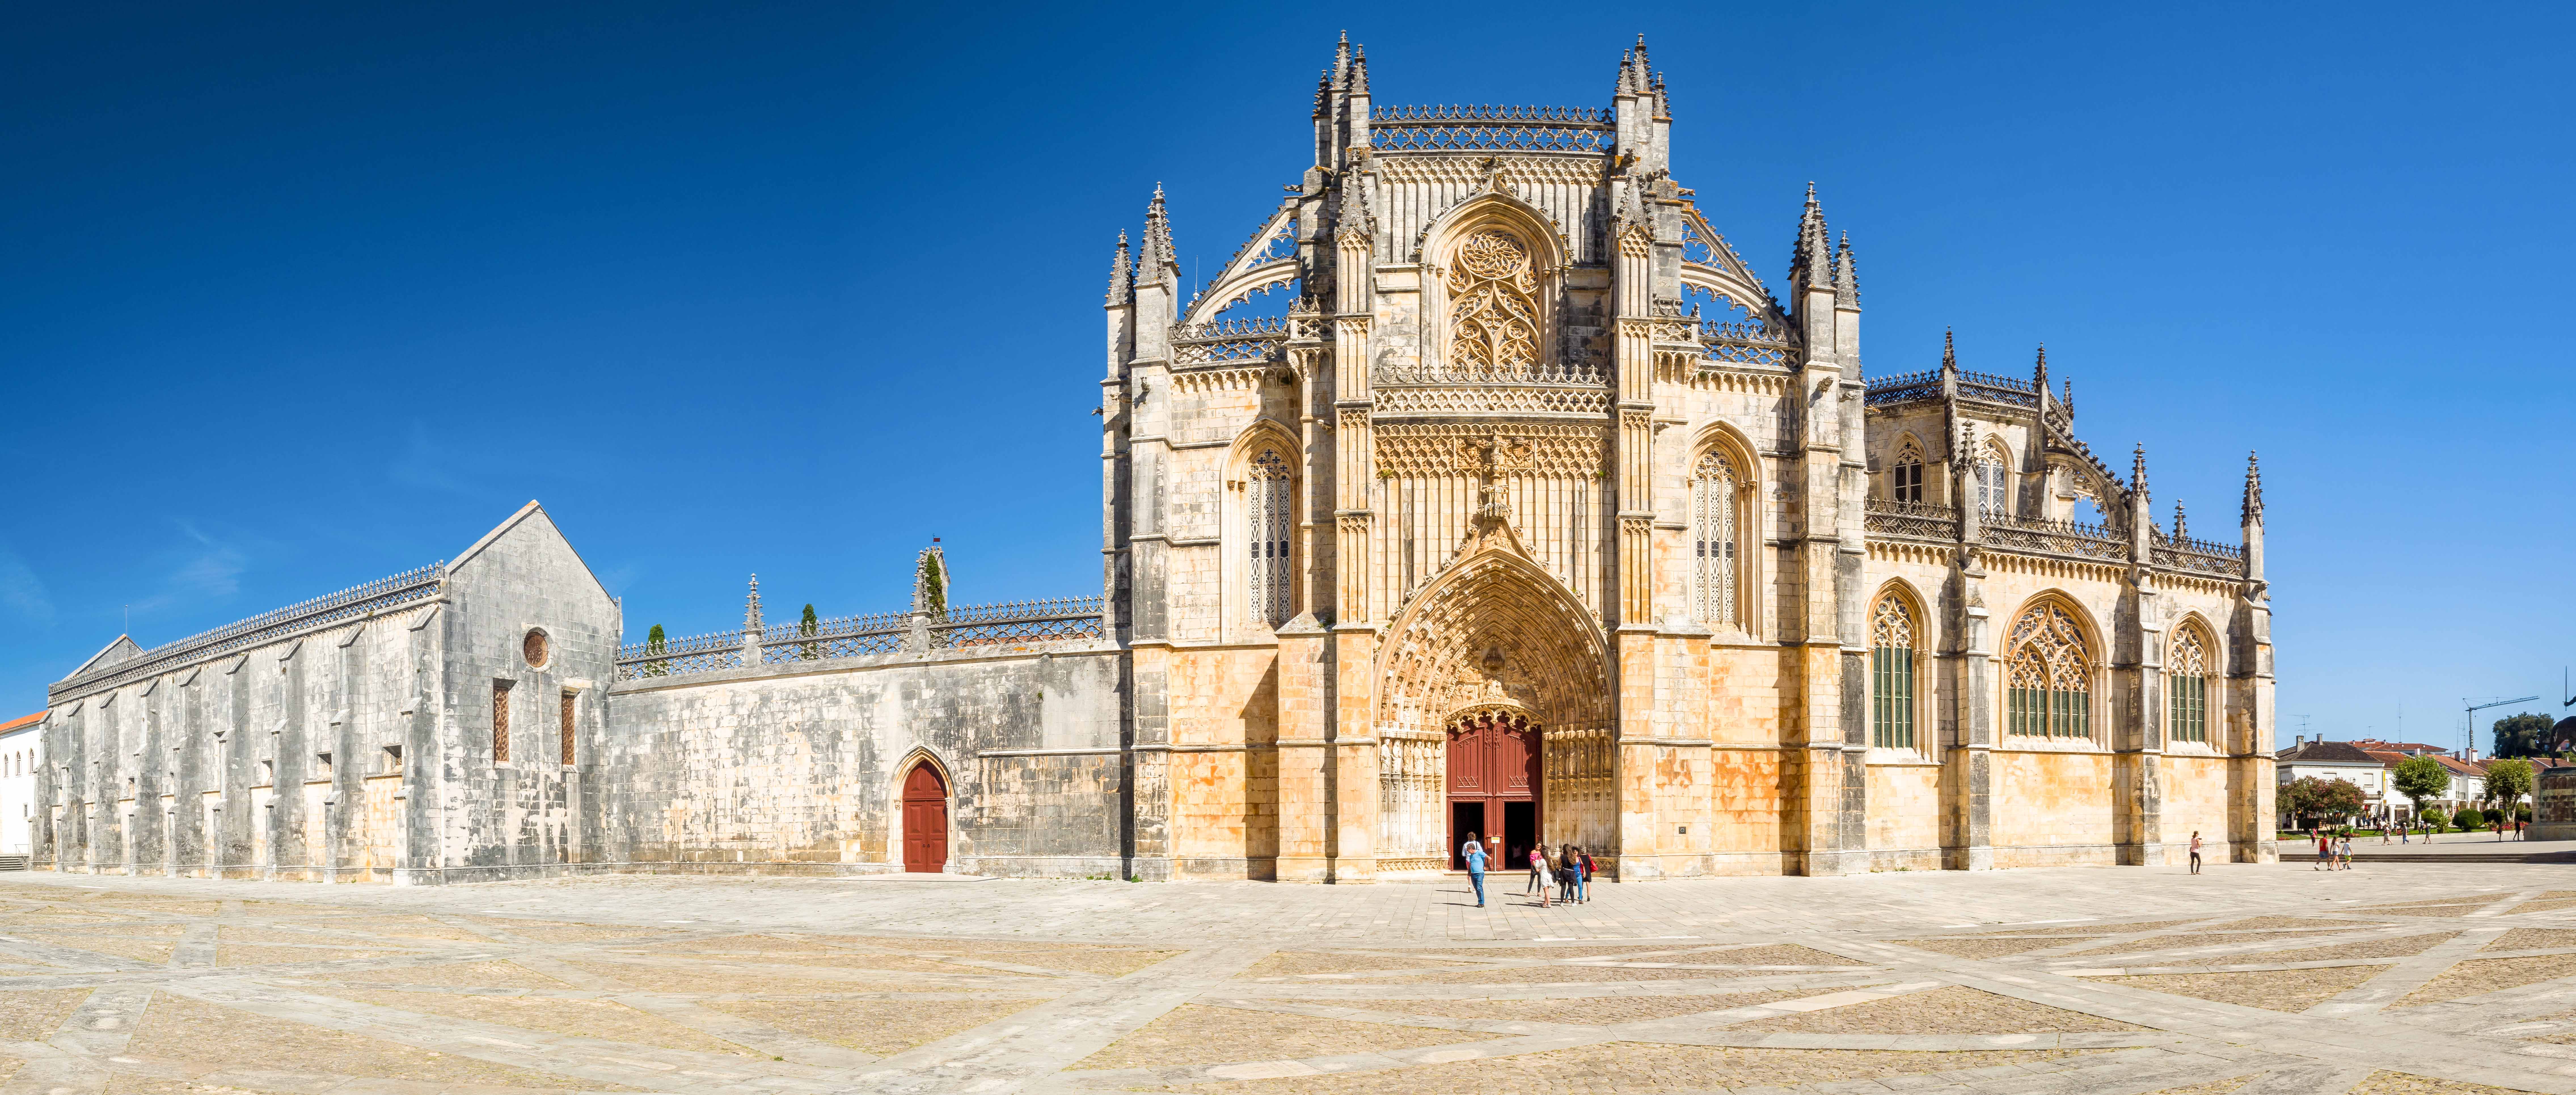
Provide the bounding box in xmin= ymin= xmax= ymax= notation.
xmin=31 ymin=39 xmax=2275 ymax=884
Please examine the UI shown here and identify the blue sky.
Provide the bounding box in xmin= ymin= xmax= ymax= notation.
xmin=3 ymin=3 xmax=2569 ymax=748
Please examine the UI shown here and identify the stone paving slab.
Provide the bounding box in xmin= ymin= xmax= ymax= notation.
xmin=11 ymin=864 xmax=2576 ymax=1093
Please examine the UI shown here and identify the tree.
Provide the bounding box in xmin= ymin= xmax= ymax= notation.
xmin=2485 ymin=758 xmax=2536 ymax=814
xmin=799 ymin=603 xmax=820 ymax=661
xmin=2277 ymin=777 xmax=2322 ymax=829
xmin=2393 ymin=755 xmax=2451 ymax=818
xmin=2454 ymin=807 xmax=2486 ymax=831
xmin=643 ymin=624 xmax=668 ymax=677
xmin=2313 ymin=778 xmax=2367 ymax=826
xmin=2421 ymin=805 xmax=2449 ymax=832
xmin=2279 ymin=776 xmax=2366 ymax=829
xmin=2494 ymin=713 xmax=2555 ymax=759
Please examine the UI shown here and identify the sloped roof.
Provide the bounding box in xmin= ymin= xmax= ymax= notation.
xmin=2434 ymin=756 xmax=2487 ymax=776
xmin=2360 ymin=749 xmax=2411 ymax=768
xmin=2276 ymin=740 xmax=2383 ymax=765
xmin=2351 ymin=739 xmax=2451 ymax=755
xmin=0 ymin=712 xmax=41 ymax=734
xmin=65 ymin=635 xmax=142 ymax=679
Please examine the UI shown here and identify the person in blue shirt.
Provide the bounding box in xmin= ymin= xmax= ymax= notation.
xmin=1461 ymin=832 xmax=1487 ymax=907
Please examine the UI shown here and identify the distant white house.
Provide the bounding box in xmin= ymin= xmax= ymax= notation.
xmin=0 ymin=712 xmax=44 ymax=858
xmin=2275 ymin=737 xmax=2387 ymax=822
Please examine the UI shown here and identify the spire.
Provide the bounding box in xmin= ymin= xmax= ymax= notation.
xmin=2173 ymin=500 xmax=2189 ymax=543
xmin=1141 ymin=184 xmax=1178 ymax=279
xmin=1631 ymin=34 xmax=1652 ymax=91
xmin=1348 ymin=44 xmax=1368 ymax=93
xmin=2032 ymin=344 xmax=2048 ymax=394
xmin=1615 ymin=45 xmax=1637 ymax=95
xmin=1333 ymin=30 xmax=1351 ymax=87
xmin=1312 ymin=68 xmax=1331 ymax=119
xmin=2132 ymin=444 xmax=2149 ymax=499
xmin=1338 ymin=169 xmax=1377 ymax=244
xmin=2063 ymin=377 xmax=2074 ymax=415
xmin=1105 ymin=231 xmax=1131 ymax=304
xmin=1940 ymin=328 xmax=1957 ymax=373
xmin=2242 ymin=450 xmax=2265 ymax=524
xmin=1652 ymin=69 xmax=1671 ymax=119
xmin=1833 ymin=231 xmax=1858 ymax=306
xmin=744 ymin=574 xmax=764 ymax=633
xmin=1790 ymin=182 xmax=1830 ymax=292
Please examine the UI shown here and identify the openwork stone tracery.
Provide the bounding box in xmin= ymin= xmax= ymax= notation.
xmin=1446 ymin=230 xmax=1542 ymax=376
xmin=1691 ymin=451 xmax=1739 ymax=627
xmin=2006 ymin=602 xmax=2093 ymax=739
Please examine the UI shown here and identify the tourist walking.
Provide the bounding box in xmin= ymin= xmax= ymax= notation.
xmin=2188 ymin=830 xmax=2203 ymax=875
xmin=1462 ymin=832 xmax=1487 ymax=907
xmin=1535 ymin=847 xmax=1555 ymax=908
xmin=2314 ymin=829 xmax=2331 ymax=870
xmin=2337 ymin=831 xmax=2353 ymax=870
xmin=1578 ymin=847 xmax=1597 ymax=902
xmin=1558 ymin=844 xmax=1579 ymax=904
xmin=1526 ymin=846 xmax=1546 ymax=895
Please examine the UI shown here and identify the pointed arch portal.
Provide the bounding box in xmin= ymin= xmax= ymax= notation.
xmin=901 ymin=761 xmax=949 ymax=874
xmin=1375 ymin=547 xmax=1614 ymax=872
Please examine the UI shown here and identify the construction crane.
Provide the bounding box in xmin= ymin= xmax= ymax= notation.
xmin=2464 ymin=695 xmax=2543 ymax=756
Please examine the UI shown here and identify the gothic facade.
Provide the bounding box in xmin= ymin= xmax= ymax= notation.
xmin=28 ymin=39 xmax=2275 ymax=885
xmin=1101 ymin=37 xmax=2276 ymax=879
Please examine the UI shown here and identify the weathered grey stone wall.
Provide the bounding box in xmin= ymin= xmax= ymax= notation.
xmin=41 ymin=596 xmax=440 ymax=881
xmin=431 ymin=504 xmax=620 ymax=883
xmin=601 ymin=645 xmax=1126 ymax=878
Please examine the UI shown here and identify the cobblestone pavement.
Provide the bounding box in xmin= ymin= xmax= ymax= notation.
xmin=5 ymin=862 xmax=2576 ymax=1094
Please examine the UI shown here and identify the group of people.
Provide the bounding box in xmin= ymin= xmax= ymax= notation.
xmin=2312 ymin=828 xmax=2354 ymax=870
xmin=1456 ymin=832 xmax=1592 ymax=908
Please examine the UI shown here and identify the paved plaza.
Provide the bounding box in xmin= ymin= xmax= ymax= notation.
xmin=1 ymin=864 xmax=2575 ymax=1094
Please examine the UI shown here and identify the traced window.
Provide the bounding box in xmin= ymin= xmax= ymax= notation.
xmin=1692 ymin=451 xmax=1739 ymax=627
xmin=1445 ymin=229 xmax=1540 ymax=377
xmin=1871 ymin=595 xmax=1917 ymax=750
xmin=1246 ymin=448 xmax=1294 ymax=628
xmin=2006 ymin=602 xmax=2092 ymax=738
xmin=492 ymin=680 xmax=512 ymax=763
xmin=2170 ymin=626 xmax=2210 ymax=744
xmin=1892 ymin=440 xmax=1924 ymax=504
xmin=1976 ymin=456 xmax=2011 ymax=517
xmin=559 ymin=689 xmax=577 ymax=766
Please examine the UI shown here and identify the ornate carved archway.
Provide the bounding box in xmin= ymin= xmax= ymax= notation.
xmin=1373 ymin=546 xmax=1613 ymax=873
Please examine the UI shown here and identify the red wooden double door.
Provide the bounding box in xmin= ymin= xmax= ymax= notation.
xmin=902 ymin=763 xmax=948 ymax=873
xmin=1447 ymin=711 xmax=1540 ymax=870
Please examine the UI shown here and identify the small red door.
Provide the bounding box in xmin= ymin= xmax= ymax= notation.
xmin=901 ymin=764 xmax=949 ymax=873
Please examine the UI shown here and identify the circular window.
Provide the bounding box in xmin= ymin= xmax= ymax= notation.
xmin=522 ymin=629 xmax=550 ymax=668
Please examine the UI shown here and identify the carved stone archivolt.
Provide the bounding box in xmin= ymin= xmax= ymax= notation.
xmin=1376 ymin=553 xmax=1610 ymax=742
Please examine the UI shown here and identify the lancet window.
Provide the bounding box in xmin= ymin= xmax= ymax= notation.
xmin=1691 ymin=451 xmax=1738 ymax=627
xmin=1891 ymin=440 xmax=1924 ymax=504
xmin=1247 ymin=448 xmax=1294 ymax=628
xmin=1445 ymin=230 xmax=1541 ymax=378
xmin=2005 ymin=602 xmax=2091 ymax=739
xmin=1870 ymin=595 xmax=1917 ymax=750
xmin=2169 ymin=625 xmax=2210 ymax=744
xmin=1976 ymin=452 xmax=2011 ymax=517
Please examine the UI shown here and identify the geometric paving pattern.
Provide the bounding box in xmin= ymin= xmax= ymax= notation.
xmin=5 ymin=866 xmax=2576 ymax=1093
